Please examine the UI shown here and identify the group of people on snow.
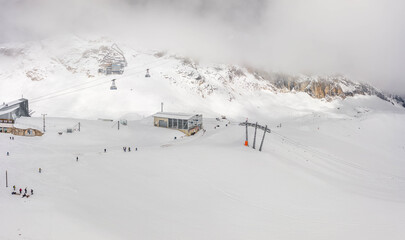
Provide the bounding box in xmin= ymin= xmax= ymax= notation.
xmin=11 ymin=186 xmax=34 ymax=198
xmin=123 ymin=147 xmax=137 ymax=152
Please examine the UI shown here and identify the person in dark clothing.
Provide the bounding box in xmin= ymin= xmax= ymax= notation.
xmin=24 ymin=188 xmax=27 ymax=194
xmin=123 ymin=147 xmax=126 ymax=152
xmin=136 ymin=148 xmax=138 ymax=151
xmin=39 ymin=168 xmax=42 ymax=173
xmin=76 ymin=156 xmax=78 ymax=162
xmin=128 ymin=147 xmax=131 ymax=152
xmin=7 ymin=152 xmax=9 ymax=156
xmin=31 ymin=189 xmax=33 ymax=195
xmin=22 ymin=193 xmax=27 ymax=198
xmin=104 ymin=149 xmax=106 ymax=153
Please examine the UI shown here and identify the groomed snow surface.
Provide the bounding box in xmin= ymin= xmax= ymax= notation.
xmin=1 ymin=95 xmax=405 ymax=240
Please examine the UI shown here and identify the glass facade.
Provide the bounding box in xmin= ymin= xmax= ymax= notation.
xmin=168 ymin=118 xmax=188 ymax=129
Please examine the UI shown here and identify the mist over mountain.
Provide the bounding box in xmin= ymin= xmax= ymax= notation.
xmin=1 ymin=0 xmax=404 ymax=96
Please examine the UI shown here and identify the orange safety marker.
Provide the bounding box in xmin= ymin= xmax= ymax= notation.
xmin=244 ymin=141 xmax=248 ymax=146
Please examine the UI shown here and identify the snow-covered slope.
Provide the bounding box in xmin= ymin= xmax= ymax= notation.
xmin=1 ymin=97 xmax=405 ymax=239
xmin=1 ymin=35 xmax=404 ymax=120
xmin=1 ymin=35 xmax=405 ymax=240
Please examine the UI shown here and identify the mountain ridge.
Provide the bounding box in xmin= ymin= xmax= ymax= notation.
xmin=0 ymin=36 xmax=404 ymax=118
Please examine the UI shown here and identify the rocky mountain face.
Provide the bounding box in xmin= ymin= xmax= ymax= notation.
xmin=170 ymin=56 xmax=405 ymax=107
xmin=257 ymin=72 xmax=405 ymax=107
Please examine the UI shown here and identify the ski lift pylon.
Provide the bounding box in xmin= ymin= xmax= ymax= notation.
xmin=110 ymin=79 xmax=117 ymax=90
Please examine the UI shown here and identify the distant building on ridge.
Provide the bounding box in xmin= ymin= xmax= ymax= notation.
xmin=98 ymin=43 xmax=127 ymax=75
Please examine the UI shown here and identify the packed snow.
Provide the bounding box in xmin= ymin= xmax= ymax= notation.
xmin=1 ymin=94 xmax=405 ymax=239
xmin=1 ymin=36 xmax=405 ymax=239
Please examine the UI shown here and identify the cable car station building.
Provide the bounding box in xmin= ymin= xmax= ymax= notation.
xmin=0 ymin=98 xmax=42 ymax=136
xmin=0 ymin=98 xmax=30 ymax=133
xmin=153 ymin=112 xmax=203 ymax=136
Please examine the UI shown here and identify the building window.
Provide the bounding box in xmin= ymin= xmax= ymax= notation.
xmin=178 ymin=120 xmax=188 ymax=129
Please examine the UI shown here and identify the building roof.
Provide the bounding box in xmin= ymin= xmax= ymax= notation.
xmin=0 ymin=98 xmax=28 ymax=111
xmin=153 ymin=112 xmax=200 ymax=120
xmin=0 ymin=106 xmax=19 ymax=115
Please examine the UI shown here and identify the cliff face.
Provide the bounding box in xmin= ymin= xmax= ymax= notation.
xmin=171 ymin=58 xmax=405 ymax=107
xmin=272 ymin=77 xmax=345 ymax=99
xmin=264 ymin=72 xmax=405 ymax=107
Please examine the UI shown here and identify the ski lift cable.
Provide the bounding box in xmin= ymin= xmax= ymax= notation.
xmin=30 ymin=57 xmax=170 ymax=102
xmin=30 ymin=59 xmax=172 ymax=104
xmin=30 ymin=80 xmax=112 ymax=104
xmin=30 ymin=74 xmax=113 ymax=102
xmin=31 ymin=57 xmax=167 ymax=101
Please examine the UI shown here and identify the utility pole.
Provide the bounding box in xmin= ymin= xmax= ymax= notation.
xmin=253 ymin=122 xmax=258 ymax=149
xmin=6 ymin=170 xmax=8 ymax=188
xmin=78 ymin=122 xmax=81 ymax=132
xmin=41 ymin=114 xmax=47 ymax=132
xmin=259 ymin=125 xmax=268 ymax=152
xmin=161 ymin=102 xmax=164 ymax=112
xmin=245 ymin=119 xmax=249 ymax=146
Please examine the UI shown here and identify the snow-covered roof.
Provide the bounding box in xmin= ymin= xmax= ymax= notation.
xmin=0 ymin=98 xmax=28 ymax=111
xmin=0 ymin=106 xmax=19 ymax=115
xmin=153 ymin=112 xmax=200 ymax=120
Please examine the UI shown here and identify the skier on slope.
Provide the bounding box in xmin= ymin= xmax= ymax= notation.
xmin=19 ymin=188 xmax=22 ymax=194
xmin=31 ymin=189 xmax=34 ymax=195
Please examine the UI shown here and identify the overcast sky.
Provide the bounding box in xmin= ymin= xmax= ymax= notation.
xmin=1 ymin=0 xmax=404 ymax=95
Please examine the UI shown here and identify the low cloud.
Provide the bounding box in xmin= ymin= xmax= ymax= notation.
xmin=1 ymin=0 xmax=404 ymax=95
